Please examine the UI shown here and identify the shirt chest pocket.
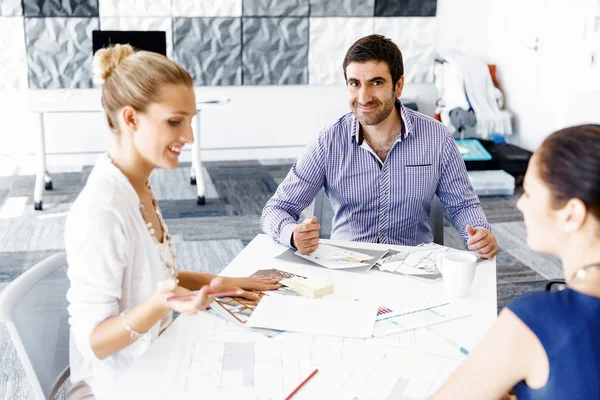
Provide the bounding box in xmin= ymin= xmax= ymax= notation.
xmin=329 ymin=163 xmax=378 ymax=208
xmin=403 ymin=162 xmax=436 ymax=200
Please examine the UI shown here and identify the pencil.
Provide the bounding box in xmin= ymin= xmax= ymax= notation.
xmin=284 ymin=369 xmax=319 ymax=400
xmin=427 ymin=327 xmax=470 ymax=355
xmin=166 ymin=290 xmax=240 ymax=301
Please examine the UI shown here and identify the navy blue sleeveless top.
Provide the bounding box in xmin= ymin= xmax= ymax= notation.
xmin=506 ymin=288 xmax=600 ymax=399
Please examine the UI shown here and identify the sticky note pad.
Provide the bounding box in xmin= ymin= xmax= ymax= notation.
xmin=289 ymin=277 xmax=334 ymax=298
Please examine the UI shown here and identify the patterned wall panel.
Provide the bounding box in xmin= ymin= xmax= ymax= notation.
xmin=23 ymin=0 xmax=99 ymax=17
xmin=309 ymin=0 xmax=374 ymax=17
xmin=309 ymin=18 xmax=374 ymax=85
xmin=172 ymin=0 xmax=242 ymax=17
xmin=0 ymin=17 xmax=28 ymax=88
xmin=98 ymin=0 xmax=170 ymax=17
xmin=0 ymin=0 xmax=23 ymax=16
xmin=374 ymin=17 xmax=437 ymax=83
xmin=14 ymin=0 xmax=438 ymax=88
xmin=375 ymin=0 xmax=437 ymax=17
xmin=25 ymin=17 xmax=99 ymax=89
xmin=100 ymin=17 xmax=173 ymax=59
xmin=243 ymin=0 xmax=309 ymax=17
xmin=242 ymin=17 xmax=309 ymax=85
xmin=173 ymin=18 xmax=242 ymax=86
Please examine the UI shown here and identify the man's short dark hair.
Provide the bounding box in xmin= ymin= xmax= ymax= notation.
xmin=343 ymin=34 xmax=404 ymax=85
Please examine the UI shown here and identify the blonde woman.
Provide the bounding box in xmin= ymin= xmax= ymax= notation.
xmin=432 ymin=125 xmax=600 ymax=399
xmin=65 ymin=45 xmax=279 ymax=399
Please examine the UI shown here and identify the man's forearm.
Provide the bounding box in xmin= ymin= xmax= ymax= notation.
xmin=452 ymin=204 xmax=492 ymax=239
xmin=261 ymin=146 xmax=326 ymax=244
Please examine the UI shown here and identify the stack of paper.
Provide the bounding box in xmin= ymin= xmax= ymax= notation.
xmin=374 ymin=243 xmax=485 ymax=282
xmin=295 ymin=243 xmax=376 ymax=269
xmin=279 ymin=276 xmax=334 ymax=298
xmin=374 ymin=247 xmax=446 ymax=282
xmin=245 ymin=295 xmax=378 ymax=338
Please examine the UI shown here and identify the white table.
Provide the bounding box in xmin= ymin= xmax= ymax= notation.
xmin=107 ymin=234 xmax=497 ymax=399
xmin=28 ymin=90 xmax=228 ymax=210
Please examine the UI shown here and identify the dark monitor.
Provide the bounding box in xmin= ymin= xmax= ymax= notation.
xmin=92 ymin=30 xmax=167 ymax=56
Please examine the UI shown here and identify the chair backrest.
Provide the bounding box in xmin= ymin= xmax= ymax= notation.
xmin=312 ymin=189 xmax=444 ymax=245
xmin=545 ymin=279 xmax=566 ymax=292
xmin=0 ymin=252 xmax=70 ymax=400
xmin=430 ymin=195 xmax=444 ymax=246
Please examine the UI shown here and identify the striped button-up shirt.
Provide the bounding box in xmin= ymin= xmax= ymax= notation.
xmin=261 ymin=101 xmax=491 ymax=247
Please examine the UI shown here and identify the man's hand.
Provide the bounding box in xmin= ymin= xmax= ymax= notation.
xmin=466 ymin=225 xmax=499 ymax=259
xmin=291 ymin=216 xmax=320 ymax=255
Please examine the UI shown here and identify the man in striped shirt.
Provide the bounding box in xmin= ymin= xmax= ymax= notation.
xmin=261 ymin=35 xmax=499 ymax=259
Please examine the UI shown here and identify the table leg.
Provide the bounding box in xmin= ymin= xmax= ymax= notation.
xmin=45 ymin=171 xmax=53 ymax=190
xmin=191 ymin=110 xmax=206 ymax=205
xmin=34 ymin=112 xmax=51 ymax=210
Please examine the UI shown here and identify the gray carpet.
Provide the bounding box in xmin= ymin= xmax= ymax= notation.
xmin=0 ymin=161 xmax=562 ymax=400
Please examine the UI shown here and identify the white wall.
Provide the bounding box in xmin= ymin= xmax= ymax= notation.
xmin=435 ymin=0 xmax=493 ymax=59
xmin=3 ymin=0 xmax=597 ymax=170
xmin=488 ymin=0 xmax=600 ymax=151
xmin=435 ymin=0 xmax=600 ymax=151
xmin=0 ymin=84 xmax=438 ymax=168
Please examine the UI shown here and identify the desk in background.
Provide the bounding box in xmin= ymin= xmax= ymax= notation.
xmin=28 ymin=91 xmax=228 ymax=210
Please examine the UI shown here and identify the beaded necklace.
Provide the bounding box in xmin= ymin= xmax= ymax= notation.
xmin=106 ymin=153 xmax=177 ymax=279
xmin=139 ymin=183 xmax=178 ymax=279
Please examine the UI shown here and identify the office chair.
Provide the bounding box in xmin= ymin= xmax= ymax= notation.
xmin=545 ymin=279 xmax=566 ymax=292
xmin=0 ymin=252 xmax=70 ymax=399
xmin=312 ymin=189 xmax=445 ymax=245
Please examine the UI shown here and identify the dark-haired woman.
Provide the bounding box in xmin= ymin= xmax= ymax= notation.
xmin=431 ymin=124 xmax=600 ymax=399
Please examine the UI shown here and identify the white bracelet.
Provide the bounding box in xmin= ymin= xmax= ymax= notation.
xmin=120 ymin=311 xmax=148 ymax=341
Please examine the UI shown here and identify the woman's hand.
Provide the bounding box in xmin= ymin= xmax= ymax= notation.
xmin=500 ymin=390 xmax=517 ymax=400
xmin=218 ymin=276 xmax=281 ymax=300
xmin=154 ymin=278 xmax=213 ymax=316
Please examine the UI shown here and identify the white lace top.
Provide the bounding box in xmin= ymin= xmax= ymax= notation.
xmin=65 ymin=154 xmax=175 ymax=399
xmin=156 ymin=238 xmax=174 ymax=332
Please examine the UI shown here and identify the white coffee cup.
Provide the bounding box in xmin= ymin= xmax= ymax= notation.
xmin=436 ymin=252 xmax=478 ymax=298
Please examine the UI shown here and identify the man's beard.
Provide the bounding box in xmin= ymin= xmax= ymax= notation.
xmin=353 ymin=93 xmax=396 ymax=126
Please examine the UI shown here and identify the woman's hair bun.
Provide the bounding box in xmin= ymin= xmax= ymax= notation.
xmin=92 ymin=43 xmax=135 ymax=83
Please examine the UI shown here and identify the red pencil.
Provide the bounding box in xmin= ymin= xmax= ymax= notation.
xmin=285 ymin=369 xmax=318 ymax=400
xmin=166 ymin=290 xmax=240 ymax=301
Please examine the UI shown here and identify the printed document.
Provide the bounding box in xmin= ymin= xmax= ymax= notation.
xmin=245 ymin=295 xmax=378 ymax=338
xmin=295 ymin=243 xmax=388 ymax=270
xmin=373 ymin=304 xmax=471 ymax=337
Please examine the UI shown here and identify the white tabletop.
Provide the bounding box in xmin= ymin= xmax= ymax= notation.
xmin=107 ymin=234 xmax=497 ymax=399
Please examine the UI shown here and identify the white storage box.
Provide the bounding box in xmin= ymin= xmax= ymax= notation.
xmin=468 ymin=170 xmax=515 ymax=196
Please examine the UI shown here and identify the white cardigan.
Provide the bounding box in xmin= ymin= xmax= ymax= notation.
xmin=65 ymin=154 xmax=172 ymax=398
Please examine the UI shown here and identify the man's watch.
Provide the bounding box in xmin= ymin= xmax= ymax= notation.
xmin=290 ymin=232 xmax=297 ymax=249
